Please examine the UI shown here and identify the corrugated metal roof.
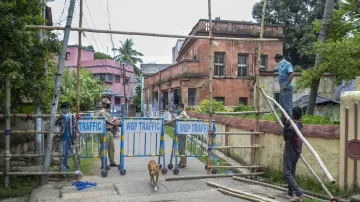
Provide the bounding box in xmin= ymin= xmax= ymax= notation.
xmin=293 ymin=94 xmax=339 ymax=108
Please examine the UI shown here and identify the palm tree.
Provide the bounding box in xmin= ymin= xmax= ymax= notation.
xmin=113 ymin=38 xmax=143 ymax=76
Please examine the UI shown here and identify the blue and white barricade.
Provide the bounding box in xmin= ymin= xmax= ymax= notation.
xmin=119 ymin=117 xmax=167 ymax=175
xmin=168 ymin=119 xmax=217 ymax=175
xmin=77 ymin=116 xmax=108 ymax=177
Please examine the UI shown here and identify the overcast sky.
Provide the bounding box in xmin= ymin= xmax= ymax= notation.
xmin=48 ymin=0 xmax=259 ymax=64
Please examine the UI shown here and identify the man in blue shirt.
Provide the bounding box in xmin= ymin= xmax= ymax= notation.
xmin=260 ymin=54 xmax=294 ymax=123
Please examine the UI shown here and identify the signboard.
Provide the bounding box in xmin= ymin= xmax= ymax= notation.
xmin=176 ymin=121 xmax=209 ymax=135
xmin=78 ymin=119 xmax=105 ymax=133
xmin=124 ymin=119 xmax=162 ymax=133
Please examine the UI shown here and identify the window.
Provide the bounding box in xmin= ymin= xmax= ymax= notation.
xmin=107 ymin=74 xmax=114 ymax=82
xmin=65 ymin=52 xmax=70 ymax=60
xmin=260 ymin=54 xmax=268 ymax=70
xmin=115 ymin=75 xmax=121 ymax=83
xmin=274 ymin=93 xmax=280 ymax=107
xmin=115 ymin=97 xmax=121 ymax=105
xmin=98 ymin=74 xmax=106 ymax=82
xmin=239 ymin=97 xmax=248 ymax=105
xmin=238 ymin=54 xmax=248 ymax=77
xmin=214 ymin=97 xmax=225 ymax=104
xmin=214 ymin=52 xmax=225 ymax=76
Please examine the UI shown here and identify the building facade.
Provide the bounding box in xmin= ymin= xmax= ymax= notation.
xmin=143 ymin=19 xmax=284 ymax=110
xmin=63 ymin=46 xmax=135 ymax=117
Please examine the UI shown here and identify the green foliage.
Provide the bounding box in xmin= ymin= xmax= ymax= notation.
xmin=252 ymin=0 xmax=340 ymax=68
xmin=113 ymin=38 xmax=143 ymax=76
xmin=198 ymin=99 xmax=225 ymax=113
xmin=94 ymin=52 xmax=112 ymax=60
xmin=133 ymin=78 xmax=141 ymax=110
xmin=265 ymin=169 xmax=354 ymax=199
xmin=0 ymin=176 xmax=39 ymax=200
xmin=50 ymin=68 xmax=106 ymax=112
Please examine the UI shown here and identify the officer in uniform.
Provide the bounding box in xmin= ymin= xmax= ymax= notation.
xmin=98 ymin=98 xmax=121 ymax=170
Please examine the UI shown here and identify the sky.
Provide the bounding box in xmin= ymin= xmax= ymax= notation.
xmin=48 ymin=0 xmax=260 ymax=64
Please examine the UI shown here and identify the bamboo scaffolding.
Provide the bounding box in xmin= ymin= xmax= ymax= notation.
xmin=25 ymin=26 xmax=279 ymax=42
xmin=165 ymin=172 xmax=265 ymax=181
xmin=260 ymin=88 xmax=335 ymax=183
xmin=0 ymin=172 xmax=81 ymax=176
xmin=211 ymin=145 xmax=263 ymax=149
xmin=210 ymin=165 xmax=262 ymax=169
xmin=0 ymin=154 xmax=75 ymax=158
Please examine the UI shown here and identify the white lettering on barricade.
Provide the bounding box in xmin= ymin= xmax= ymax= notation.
xmin=119 ymin=118 xmax=167 ymax=176
xmin=176 ymin=121 xmax=209 ymax=135
xmin=124 ymin=119 xmax=162 ymax=133
xmin=78 ymin=119 xmax=104 ymax=133
xmin=169 ymin=120 xmax=217 ymax=175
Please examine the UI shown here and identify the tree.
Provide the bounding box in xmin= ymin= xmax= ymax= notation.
xmin=252 ymin=0 xmax=339 ymax=68
xmin=113 ymin=38 xmax=143 ymax=76
xmin=295 ymin=0 xmax=360 ymax=107
xmin=133 ymin=78 xmax=141 ymax=110
xmin=57 ymin=68 xmax=106 ymax=112
xmin=306 ymin=0 xmax=335 ymax=115
xmin=94 ymin=52 xmax=113 ymax=59
xmin=0 ymin=0 xmax=61 ymax=111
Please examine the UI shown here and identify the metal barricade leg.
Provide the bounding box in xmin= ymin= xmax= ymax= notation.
xmin=211 ymin=122 xmax=217 ymax=174
xmin=119 ymin=129 xmax=126 ymax=175
xmin=168 ymin=139 xmax=175 ymax=170
xmin=101 ymin=132 xmax=108 ymax=177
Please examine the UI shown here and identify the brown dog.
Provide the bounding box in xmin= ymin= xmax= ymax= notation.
xmin=148 ymin=160 xmax=160 ymax=191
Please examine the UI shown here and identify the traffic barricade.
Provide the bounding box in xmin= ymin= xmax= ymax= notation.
xmin=119 ymin=117 xmax=167 ymax=175
xmin=168 ymin=119 xmax=217 ymax=175
xmin=77 ymin=116 xmax=108 ymax=177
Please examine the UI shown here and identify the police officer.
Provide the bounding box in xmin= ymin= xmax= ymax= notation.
xmin=98 ymin=98 xmax=121 ymax=170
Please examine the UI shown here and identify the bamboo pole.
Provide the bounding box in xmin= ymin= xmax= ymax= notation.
xmin=203 ymin=180 xmax=278 ymax=202
xmin=259 ymin=88 xmax=335 ymax=183
xmin=217 ymin=188 xmax=265 ymax=202
xmin=0 ymin=130 xmax=63 ymax=134
xmin=232 ymin=177 xmax=329 ymax=202
xmin=41 ymin=0 xmax=77 ymax=186
xmin=206 ymin=0 xmax=214 ymax=175
xmin=165 ymin=172 xmax=265 ymax=181
xmin=0 ymin=154 xmax=74 ymax=158
xmin=260 ymin=90 xmax=336 ymax=200
xmin=4 ymin=74 xmax=11 ymax=187
xmin=211 ymin=145 xmax=263 ymax=149
xmin=0 ymin=172 xmax=80 ymax=176
xmin=252 ymin=0 xmax=267 ymax=177
xmin=0 ymin=114 xmax=62 ymax=118
xmin=75 ymin=0 xmax=83 ymax=182
xmin=25 ymin=25 xmax=279 ymax=42
xmin=214 ymin=111 xmax=270 ymax=115
xmin=215 ymin=132 xmax=263 ymax=135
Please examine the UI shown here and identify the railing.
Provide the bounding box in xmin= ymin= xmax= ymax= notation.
xmin=144 ymin=60 xmax=200 ymax=88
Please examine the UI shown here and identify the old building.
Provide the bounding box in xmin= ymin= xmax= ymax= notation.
xmin=143 ymin=19 xmax=284 ymax=110
xmin=63 ymin=45 xmax=135 ymax=117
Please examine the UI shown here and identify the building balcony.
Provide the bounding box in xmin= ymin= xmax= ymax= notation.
xmin=144 ymin=60 xmax=200 ymax=88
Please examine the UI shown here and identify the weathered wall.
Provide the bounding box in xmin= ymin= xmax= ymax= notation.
xmin=188 ymin=111 xmax=341 ymax=182
xmin=259 ymin=73 xmax=336 ymax=112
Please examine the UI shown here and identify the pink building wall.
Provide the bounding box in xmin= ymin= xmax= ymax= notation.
xmin=62 ymin=46 xmax=135 ymax=108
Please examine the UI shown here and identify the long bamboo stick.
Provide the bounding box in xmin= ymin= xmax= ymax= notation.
xmin=217 ymin=188 xmax=265 ymax=202
xmin=206 ymin=0 xmax=214 ymax=175
xmin=232 ymin=177 xmax=328 ymax=202
xmin=165 ymin=172 xmax=265 ymax=181
xmin=4 ymin=74 xmax=10 ymax=187
xmin=0 ymin=172 xmax=80 ymax=176
xmin=0 ymin=130 xmax=63 ymax=134
xmin=203 ymin=180 xmax=278 ymax=202
xmin=214 ymin=111 xmax=270 ymax=115
xmin=0 ymin=114 xmax=62 ymax=118
xmin=259 ymin=88 xmax=335 ymax=183
xmin=25 ymin=26 xmax=279 ymax=42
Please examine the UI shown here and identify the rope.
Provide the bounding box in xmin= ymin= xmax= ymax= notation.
xmin=72 ymin=181 xmax=97 ymax=190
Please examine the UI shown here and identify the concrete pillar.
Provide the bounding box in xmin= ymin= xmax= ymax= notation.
xmin=168 ymin=89 xmax=172 ymax=111
xmin=181 ymin=83 xmax=188 ymax=107
xmin=339 ymin=91 xmax=360 ymax=189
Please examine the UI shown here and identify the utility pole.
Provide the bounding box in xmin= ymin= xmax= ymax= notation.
xmin=41 ymin=0 xmax=77 ymax=185
xmin=75 ymin=0 xmax=83 ymax=180
xmin=122 ymin=64 xmax=128 ymax=116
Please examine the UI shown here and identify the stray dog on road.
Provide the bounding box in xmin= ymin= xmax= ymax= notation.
xmin=148 ymin=160 xmax=160 ymax=191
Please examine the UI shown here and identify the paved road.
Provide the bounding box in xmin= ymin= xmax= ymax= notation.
xmin=28 ymin=130 xmax=289 ymax=202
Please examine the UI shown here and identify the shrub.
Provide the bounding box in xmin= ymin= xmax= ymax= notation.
xmin=198 ymin=99 xmax=225 ymax=113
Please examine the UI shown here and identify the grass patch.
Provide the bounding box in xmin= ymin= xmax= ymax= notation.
xmin=0 ymin=176 xmax=39 ymax=200
xmin=265 ymin=169 xmax=356 ymax=199
xmin=165 ymin=126 xmax=231 ymax=174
